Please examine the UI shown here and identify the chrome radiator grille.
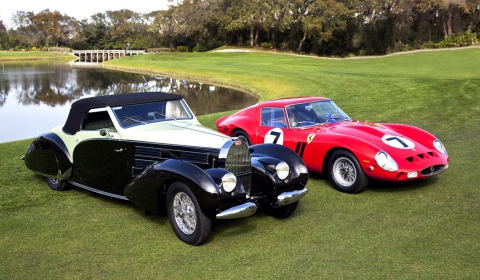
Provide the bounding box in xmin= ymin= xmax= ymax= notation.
xmin=225 ymin=141 xmax=252 ymax=194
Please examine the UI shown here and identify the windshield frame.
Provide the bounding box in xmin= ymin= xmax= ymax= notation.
xmin=285 ymin=100 xmax=351 ymax=129
xmin=111 ymin=99 xmax=194 ymax=128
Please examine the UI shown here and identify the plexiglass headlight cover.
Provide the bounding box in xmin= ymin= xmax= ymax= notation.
xmin=375 ymin=151 xmax=398 ymax=171
xmin=433 ymin=139 xmax=448 ymax=156
xmin=276 ymin=161 xmax=290 ymax=180
xmin=221 ymin=172 xmax=237 ymax=192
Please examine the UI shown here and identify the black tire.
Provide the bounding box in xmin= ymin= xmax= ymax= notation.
xmin=166 ymin=181 xmax=211 ymax=246
xmin=233 ymin=130 xmax=252 ymax=146
xmin=328 ymin=150 xmax=368 ymax=194
xmin=259 ymin=199 xmax=299 ymax=219
xmin=46 ymin=177 xmax=70 ymax=191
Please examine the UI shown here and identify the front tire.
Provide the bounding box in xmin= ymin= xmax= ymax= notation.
xmin=328 ymin=150 xmax=368 ymax=194
xmin=259 ymin=199 xmax=299 ymax=219
xmin=166 ymin=181 xmax=211 ymax=245
xmin=233 ymin=130 xmax=252 ymax=146
xmin=46 ymin=177 xmax=70 ymax=191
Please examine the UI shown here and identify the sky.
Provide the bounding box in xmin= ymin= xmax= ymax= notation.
xmin=0 ymin=0 xmax=169 ymax=28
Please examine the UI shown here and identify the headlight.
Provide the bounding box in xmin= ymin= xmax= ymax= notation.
xmin=221 ymin=172 xmax=237 ymax=192
xmin=276 ymin=161 xmax=290 ymax=180
xmin=433 ymin=139 xmax=448 ymax=156
xmin=375 ymin=151 xmax=398 ymax=171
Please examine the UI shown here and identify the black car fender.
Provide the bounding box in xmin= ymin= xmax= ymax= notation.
xmin=249 ymin=143 xmax=309 ymax=179
xmin=23 ymin=132 xmax=72 ymax=180
xmin=124 ymin=159 xmax=224 ymax=217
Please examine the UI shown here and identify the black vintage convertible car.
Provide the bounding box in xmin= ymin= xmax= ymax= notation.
xmin=23 ymin=92 xmax=309 ymax=245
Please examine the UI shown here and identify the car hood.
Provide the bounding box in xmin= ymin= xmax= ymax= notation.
xmin=312 ymin=121 xmax=434 ymax=156
xmin=121 ymin=121 xmax=233 ymax=149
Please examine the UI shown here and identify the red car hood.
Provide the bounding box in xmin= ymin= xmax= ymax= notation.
xmin=311 ymin=121 xmax=435 ymax=157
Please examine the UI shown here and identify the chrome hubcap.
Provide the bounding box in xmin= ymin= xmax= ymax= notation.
xmin=333 ymin=157 xmax=356 ymax=187
xmin=173 ymin=192 xmax=196 ymax=235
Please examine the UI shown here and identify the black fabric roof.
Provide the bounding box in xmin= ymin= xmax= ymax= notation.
xmin=63 ymin=92 xmax=183 ymax=135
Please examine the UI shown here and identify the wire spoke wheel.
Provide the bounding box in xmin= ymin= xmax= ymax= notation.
xmin=328 ymin=150 xmax=369 ymax=194
xmin=173 ymin=192 xmax=197 ymax=235
xmin=167 ymin=181 xmax=211 ymax=245
xmin=333 ymin=157 xmax=356 ymax=187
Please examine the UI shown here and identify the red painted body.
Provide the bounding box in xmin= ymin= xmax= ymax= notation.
xmin=217 ymin=97 xmax=449 ymax=183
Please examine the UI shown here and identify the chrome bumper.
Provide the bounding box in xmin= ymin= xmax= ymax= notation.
xmin=277 ymin=188 xmax=308 ymax=206
xmin=216 ymin=202 xmax=257 ymax=220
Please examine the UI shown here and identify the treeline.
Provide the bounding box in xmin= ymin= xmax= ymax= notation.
xmin=1 ymin=0 xmax=479 ymax=56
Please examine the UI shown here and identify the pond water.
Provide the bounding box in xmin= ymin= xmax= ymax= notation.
xmin=0 ymin=62 xmax=258 ymax=143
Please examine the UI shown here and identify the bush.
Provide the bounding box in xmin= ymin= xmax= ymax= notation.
xmin=421 ymin=32 xmax=478 ymax=49
xmin=260 ymin=42 xmax=273 ymax=49
xmin=148 ymin=48 xmax=170 ymax=53
xmin=193 ymin=45 xmax=207 ymax=52
xmin=176 ymin=45 xmax=188 ymax=52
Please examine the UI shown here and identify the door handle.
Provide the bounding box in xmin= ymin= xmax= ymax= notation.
xmin=114 ymin=148 xmax=126 ymax=153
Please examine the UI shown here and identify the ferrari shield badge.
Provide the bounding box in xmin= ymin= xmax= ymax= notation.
xmin=307 ymin=134 xmax=315 ymax=144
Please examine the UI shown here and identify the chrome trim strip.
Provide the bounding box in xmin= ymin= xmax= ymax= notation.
xmin=277 ymin=188 xmax=308 ymax=206
xmin=69 ymin=182 xmax=129 ymax=201
xmin=216 ymin=202 xmax=257 ymax=220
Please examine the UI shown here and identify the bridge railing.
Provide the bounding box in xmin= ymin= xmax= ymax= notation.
xmin=72 ymin=49 xmax=146 ymax=62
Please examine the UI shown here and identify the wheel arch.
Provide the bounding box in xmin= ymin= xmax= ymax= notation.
xmin=124 ymin=159 xmax=221 ymax=216
xmin=23 ymin=132 xmax=72 ymax=180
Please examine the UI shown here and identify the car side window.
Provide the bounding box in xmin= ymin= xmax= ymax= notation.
xmin=82 ymin=108 xmax=116 ymax=131
xmin=261 ymin=108 xmax=287 ymax=128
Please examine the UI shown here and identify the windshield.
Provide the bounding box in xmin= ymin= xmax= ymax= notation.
xmin=112 ymin=99 xmax=193 ymax=128
xmin=285 ymin=100 xmax=351 ymax=128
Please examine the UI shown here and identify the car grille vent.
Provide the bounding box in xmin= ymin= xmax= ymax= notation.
xmin=135 ymin=145 xmax=211 ymax=169
xmin=405 ymin=152 xmax=434 ymax=163
xmin=420 ymin=165 xmax=445 ymax=176
xmin=225 ymin=141 xmax=252 ymax=195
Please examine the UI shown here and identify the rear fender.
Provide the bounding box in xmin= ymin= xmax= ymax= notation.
xmin=23 ymin=133 xmax=72 ymax=180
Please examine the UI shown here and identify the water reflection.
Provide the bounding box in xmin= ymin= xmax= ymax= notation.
xmin=0 ymin=62 xmax=257 ymax=143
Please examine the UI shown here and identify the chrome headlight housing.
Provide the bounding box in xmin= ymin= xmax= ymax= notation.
xmin=221 ymin=172 xmax=237 ymax=193
xmin=375 ymin=151 xmax=398 ymax=171
xmin=433 ymin=139 xmax=448 ymax=156
xmin=276 ymin=161 xmax=290 ymax=180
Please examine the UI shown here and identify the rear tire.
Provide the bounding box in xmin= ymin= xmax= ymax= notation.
xmin=166 ymin=181 xmax=211 ymax=245
xmin=233 ymin=130 xmax=252 ymax=146
xmin=46 ymin=177 xmax=70 ymax=191
xmin=328 ymin=150 xmax=368 ymax=194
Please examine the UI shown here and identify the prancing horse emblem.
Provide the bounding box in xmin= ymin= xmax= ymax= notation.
xmin=307 ymin=134 xmax=315 ymax=144
xmin=430 ymin=166 xmax=435 ymax=174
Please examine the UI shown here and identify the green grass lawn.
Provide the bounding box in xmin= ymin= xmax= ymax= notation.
xmin=0 ymin=51 xmax=75 ymax=61
xmin=1 ymin=48 xmax=479 ymax=279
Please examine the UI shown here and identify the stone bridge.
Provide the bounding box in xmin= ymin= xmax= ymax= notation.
xmin=72 ymin=49 xmax=145 ymax=62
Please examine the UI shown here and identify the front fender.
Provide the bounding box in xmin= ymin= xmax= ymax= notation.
xmin=249 ymin=143 xmax=308 ymax=181
xmin=124 ymin=159 xmax=222 ymax=216
xmin=23 ymin=132 xmax=72 ymax=180
xmin=249 ymin=144 xmax=309 ymax=196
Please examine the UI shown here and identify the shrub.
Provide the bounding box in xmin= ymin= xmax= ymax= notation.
xmin=193 ymin=45 xmax=207 ymax=52
xmin=176 ymin=45 xmax=188 ymax=52
xmin=260 ymin=42 xmax=272 ymax=49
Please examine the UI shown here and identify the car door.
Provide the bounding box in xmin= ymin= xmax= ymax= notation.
xmin=69 ymin=108 xmax=130 ymax=196
xmin=71 ymin=137 xmax=129 ymax=196
xmin=256 ymin=107 xmax=294 ymax=149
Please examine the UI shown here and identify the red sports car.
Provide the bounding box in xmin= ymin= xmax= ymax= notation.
xmin=216 ymin=97 xmax=449 ymax=193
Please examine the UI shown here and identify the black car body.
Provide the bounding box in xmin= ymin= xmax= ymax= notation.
xmin=23 ymin=92 xmax=309 ymax=245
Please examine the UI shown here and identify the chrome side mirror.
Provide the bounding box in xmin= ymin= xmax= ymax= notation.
xmin=99 ymin=129 xmax=111 ymax=137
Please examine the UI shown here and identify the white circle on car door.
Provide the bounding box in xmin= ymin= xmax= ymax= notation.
xmin=264 ymin=128 xmax=284 ymax=145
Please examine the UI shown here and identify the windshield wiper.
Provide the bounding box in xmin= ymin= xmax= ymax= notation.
xmin=123 ymin=116 xmax=147 ymax=125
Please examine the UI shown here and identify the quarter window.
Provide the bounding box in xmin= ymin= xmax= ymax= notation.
xmin=261 ymin=108 xmax=287 ymax=128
